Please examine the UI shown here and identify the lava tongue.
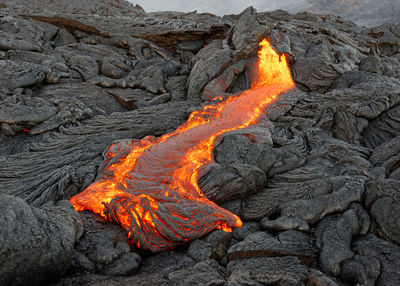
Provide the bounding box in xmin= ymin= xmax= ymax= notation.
xmin=70 ymin=39 xmax=295 ymax=252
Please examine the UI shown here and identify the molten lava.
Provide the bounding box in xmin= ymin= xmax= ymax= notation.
xmin=70 ymin=39 xmax=295 ymax=252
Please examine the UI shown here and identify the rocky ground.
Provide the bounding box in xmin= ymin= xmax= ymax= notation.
xmin=307 ymin=0 xmax=400 ymax=27
xmin=0 ymin=0 xmax=400 ymax=285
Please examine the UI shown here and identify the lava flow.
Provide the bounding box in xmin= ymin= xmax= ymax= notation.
xmin=70 ymin=39 xmax=295 ymax=252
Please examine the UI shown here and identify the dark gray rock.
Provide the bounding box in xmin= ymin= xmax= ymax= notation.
xmin=364 ymin=105 xmax=400 ymax=149
xmin=105 ymin=87 xmax=158 ymax=110
xmin=0 ymin=60 xmax=46 ymax=91
xmin=0 ymin=37 xmax=41 ymax=52
xmin=3 ymin=0 xmax=144 ymax=16
xmin=242 ymin=173 xmax=363 ymax=221
xmin=0 ymin=94 xmax=58 ymax=134
xmin=229 ymin=7 xmax=267 ymax=60
xmin=340 ymin=257 xmax=380 ymax=286
xmin=55 ymin=46 xmax=99 ymax=81
xmin=72 ymin=212 xmax=139 ymax=275
xmin=307 ymin=269 xmax=339 ymax=286
xmin=332 ymin=110 xmax=369 ymax=145
xmin=202 ymin=59 xmax=249 ymax=101
xmin=138 ymin=251 xmax=195 ymax=278
xmin=359 ymin=55 xmax=383 ymax=73
xmin=232 ymin=222 xmax=260 ymax=241
xmin=1 ymin=1 xmax=400 ymax=284
xmin=168 ymin=259 xmax=226 ymax=286
xmin=54 ymin=28 xmax=77 ymax=47
xmin=280 ymin=176 xmax=366 ymax=224
xmin=56 ymin=273 xmax=169 ymax=286
xmin=220 ymin=199 xmax=243 ymax=218
xmin=315 ymin=209 xmax=361 ymax=276
xmin=187 ymin=239 xmax=213 ymax=262
xmin=0 ymin=101 xmax=191 ymax=207
xmin=261 ymin=215 xmax=310 ymax=233
xmin=214 ymin=132 xmax=277 ymax=174
xmin=187 ymin=39 xmax=232 ymax=101
xmin=260 ymin=14 xmax=363 ymax=92
xmin=371 ymin=196 xmax=400 ymax=242
xmin=227 ymin=256 xmax=309 ymax=286
xmin=199 ymin=163 xmax=266 ymax=204
xmin=122 ymin=65 xmax=168 ymax=94
xmin=37 ymin=82 xmax=126 ymax=116
xmin=347 ymin=234 xmax=400 ymax=286
xmin=369 ymin=136 xmax=400 ymax=179
xmin=103 ymin=253 xmax=141 ymax=276
xmin=205 ymin=229 xmax=233 ymax=261
xmin=0 ymin=16 xmax=58 ymax=54
xmin=166 ymin=75 xmax=187 ymax=101
xmin=366 ymin=179 xmax=400 ymax=244
xmin=0 ymin=194 xmax=83 ymax=286
xmin=370 ymin=136 xmax=400 ymax=167
xmin=134 ymin=93 xmax=171 ymax=108
xmin=176 ymin=40 xmax=204 ymax=55
xmin=227 ymin=231 xmax=317 ymax=265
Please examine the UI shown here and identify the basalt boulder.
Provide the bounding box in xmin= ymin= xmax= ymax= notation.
xmin=0 ymin=194 xmax=83 ymax=286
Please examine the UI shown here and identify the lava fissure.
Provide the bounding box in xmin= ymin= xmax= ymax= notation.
xmin=70 ymin=39 xmax=295 ymax=252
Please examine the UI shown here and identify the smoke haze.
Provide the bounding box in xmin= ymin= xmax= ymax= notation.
xmin=130 ymin=0 xmax=308 ymax=15
xmin=130 ymin=0 xmax=400 ymax=27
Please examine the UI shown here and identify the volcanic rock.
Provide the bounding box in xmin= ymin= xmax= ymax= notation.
xmin=227 ymin=256 xmax=310 ymax=285
xmin=202 ymin=59 xmax=250 ymax=101
xmin=1 ymin=0 xmax=400 ymax=284
xmin=365 ymin=179 xmax=400 ymax=244
xmin=345 ymin=234 xmax=400 ymax=286
xmin=199 ymin=163 xmax=266 ymax=204
xmin=227 ymin=230 xmax=317 ymax=264
xmin=165 ymin=75 xmax=188 ymax=101
xmin=168 ymin=259 xmax=226 ymax=286
xmin=103 ymin=253 xmax=141 ymax=276
xmin=70 ymin=211 xmax=141 ymax=276
xmin=187 ymin=239 xmax=213 ymax=262
xmin=280 ymin=176 xmax=366 ymax=224
xmin=37 ymin=83 xmax=126 ymax=116
xmin=204 ymin=229 xmax=233 ymax=261
xmin=261 ymin=215 xmax=310 ymax=232
xmin=56 ymin=273 xmax=169 ymax=286
xmin=2 ymin=0 xmax=145 ymax=16
xmin=138 ymin=251 xmax=195 ymax=278
xmin=307 ymin=269 xmax=340 ymax=286
xmin=315 ymin=206 xmax=369 ymax=277
xmin=187 ymin=39 xmax=232 ymax=101
xmin=232 ymin=222 xmax=260 ymax=241
xmin=369 ymin=136 xmax=400 ymax=179
xmin=0 ymin=194 xmax=83 ymax=286
xmin=0 ymin=101 xmax=191 ymax=206
xmin=214 ymin=133 xmax=276 ymax=174
xmin=308 ymin=0 xmax=400 ymax=27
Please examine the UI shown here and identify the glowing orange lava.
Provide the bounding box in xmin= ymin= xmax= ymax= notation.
xmin=70 ymin=39 xmax=295 ymax=252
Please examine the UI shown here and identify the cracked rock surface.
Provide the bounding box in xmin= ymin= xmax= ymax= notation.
xmin=1 ymin=0 xmax=400 ymax=285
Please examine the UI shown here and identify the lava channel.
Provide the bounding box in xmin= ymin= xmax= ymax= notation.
xmin=70 ymin=39 xmax=295 ymax=252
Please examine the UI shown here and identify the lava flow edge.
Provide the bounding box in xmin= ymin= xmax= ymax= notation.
xmin=69 ymin=38 xmax=295 ymax=252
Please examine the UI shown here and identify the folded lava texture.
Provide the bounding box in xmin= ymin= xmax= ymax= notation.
xmin=1 ymin=0 xmax=400 ymax=285
xmin=69 ymin=39 xmax=295 ymax=252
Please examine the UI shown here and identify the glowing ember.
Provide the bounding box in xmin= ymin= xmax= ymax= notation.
xmin=70 ymin=39 xmax=295 ymax=252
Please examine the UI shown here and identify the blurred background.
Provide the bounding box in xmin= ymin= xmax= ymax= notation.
xmin=130 ymin=0 xmax=400 ymax=27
